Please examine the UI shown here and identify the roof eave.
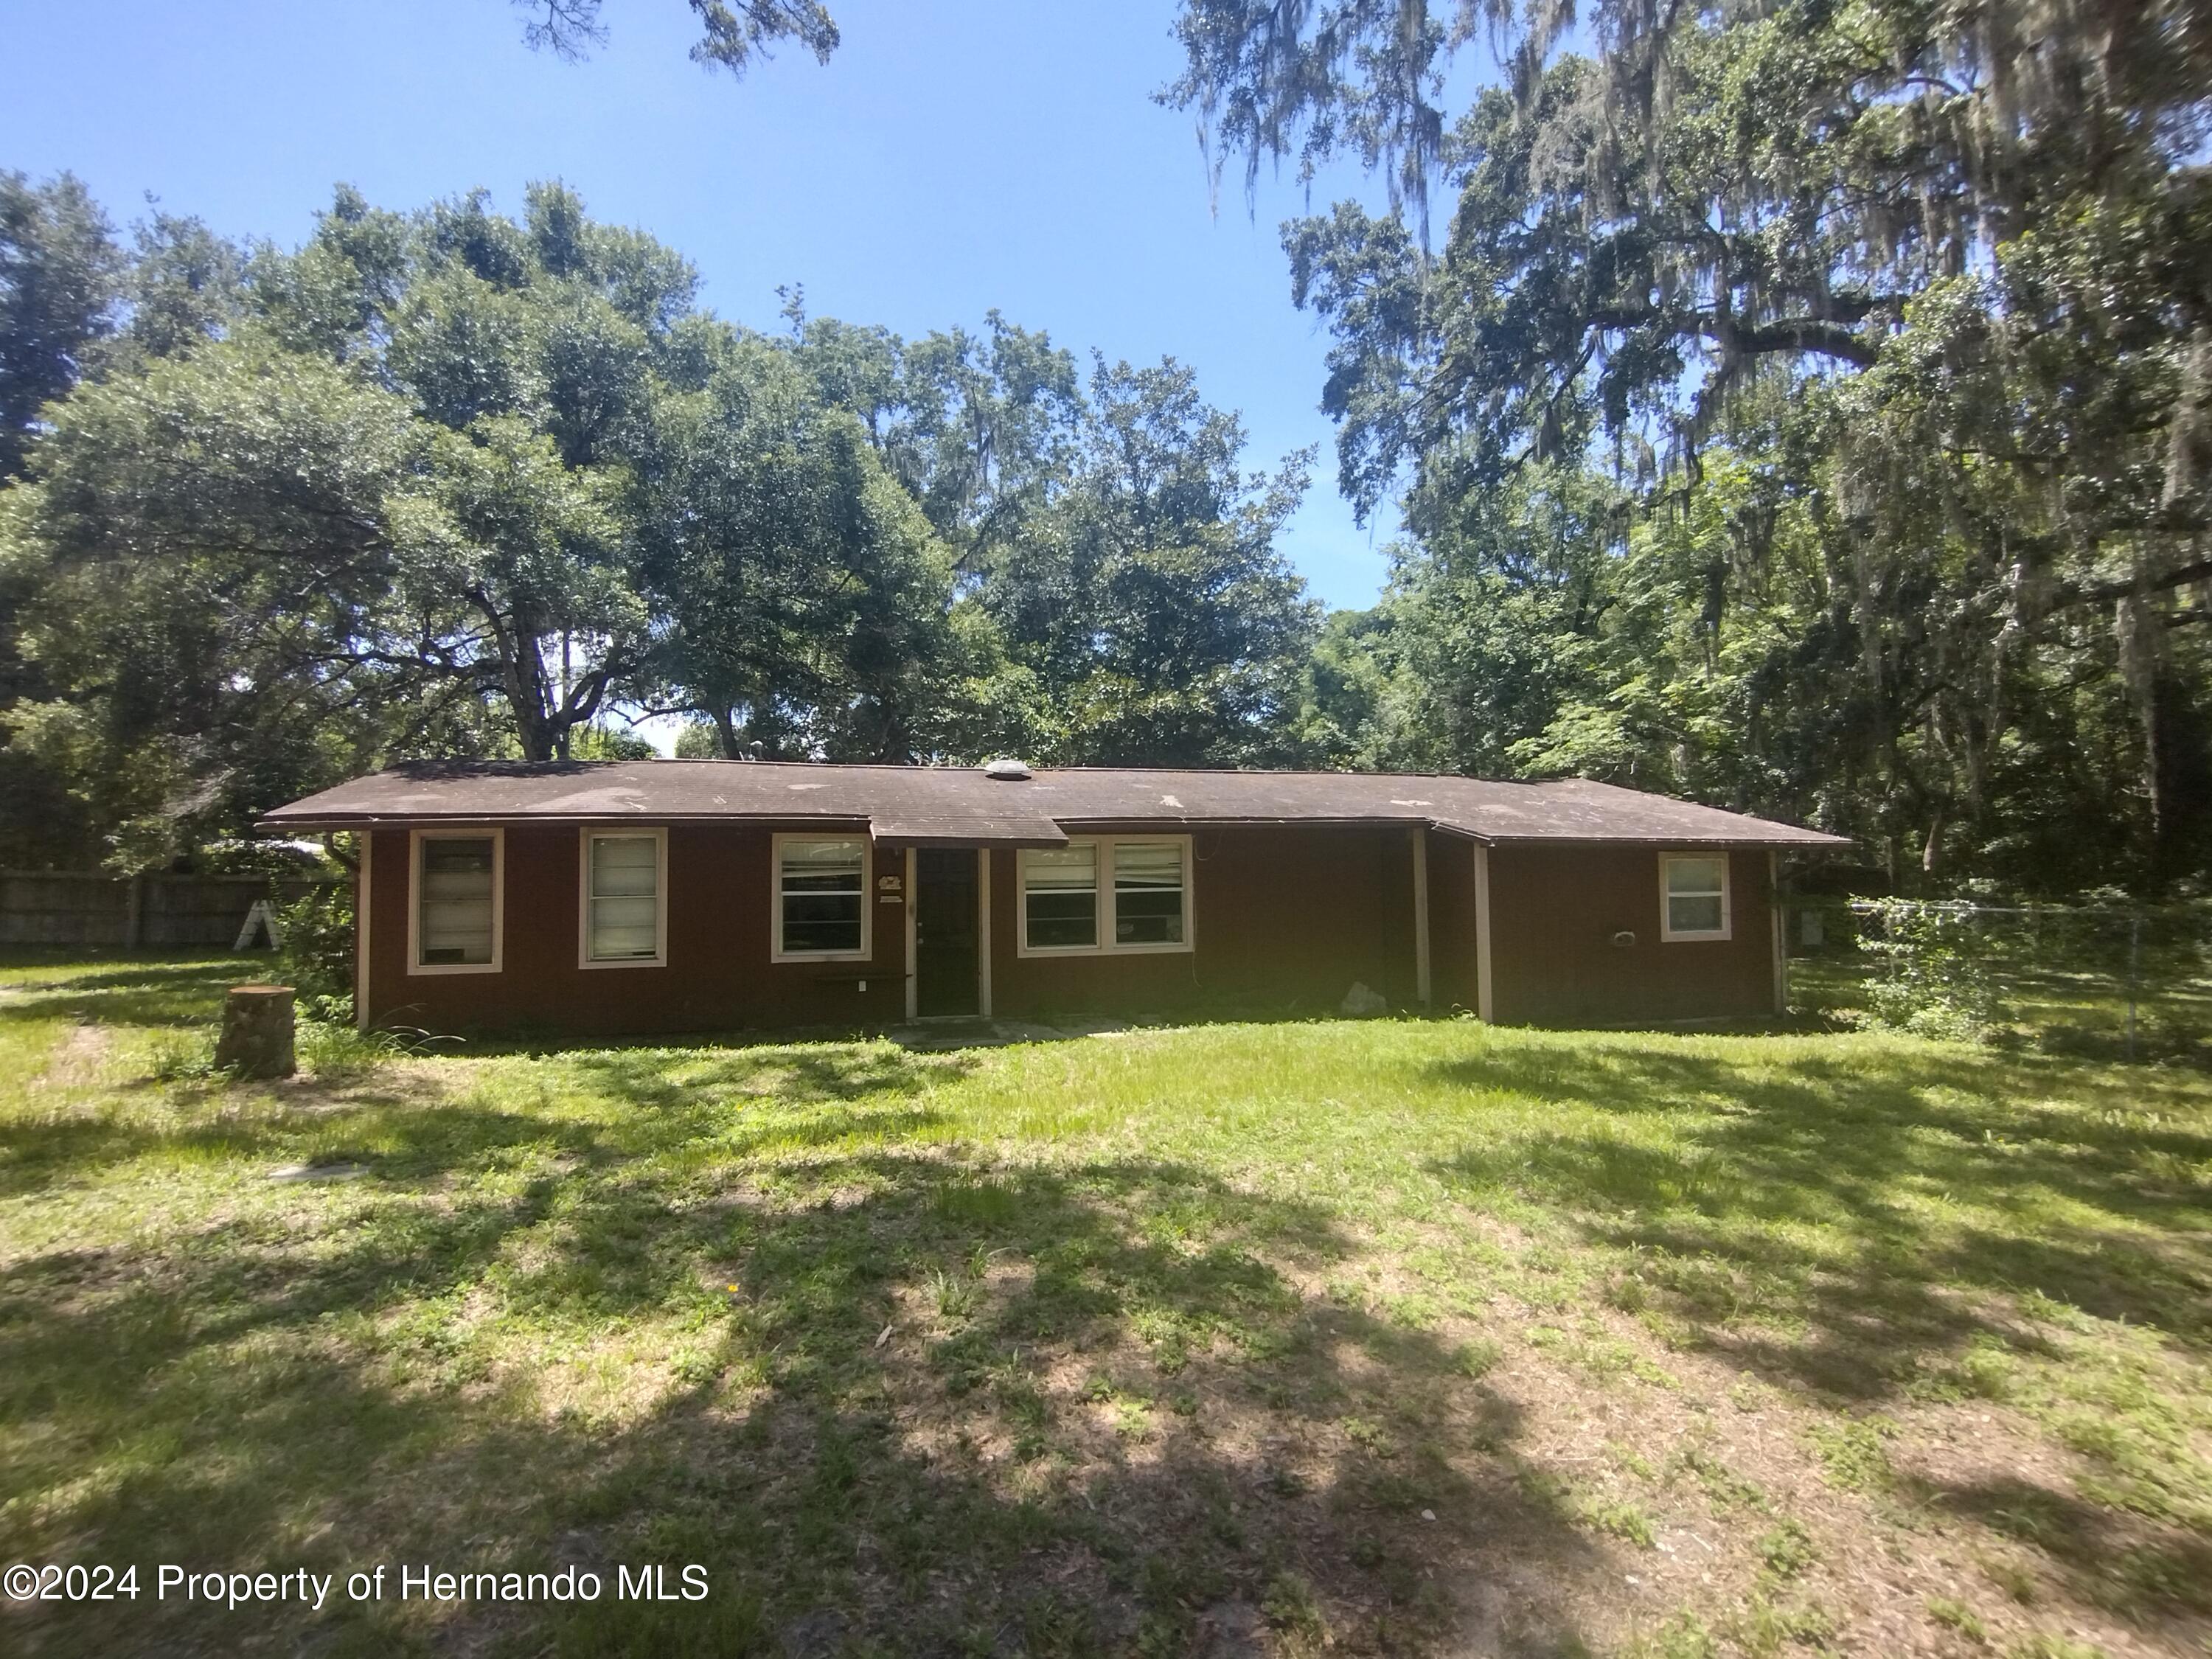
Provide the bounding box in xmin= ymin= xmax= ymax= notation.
xmin=1475 ymin=834 xmax=1851 ymax=849
xmin=254 ymin=809 xmax=883 ymax=833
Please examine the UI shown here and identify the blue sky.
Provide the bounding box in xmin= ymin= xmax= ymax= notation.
xmin=0 ymin=0 xmax=1405 ymax=611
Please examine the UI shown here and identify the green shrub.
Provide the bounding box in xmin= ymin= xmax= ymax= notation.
xmin=274 ymin=880 xmax=355 ymax=1012
xmin=1854 ymin=899 xmax=2008 ymax=1041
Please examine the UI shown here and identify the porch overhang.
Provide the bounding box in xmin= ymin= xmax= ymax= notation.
xmin=869 ymin=813 xmax=1070 ymax=849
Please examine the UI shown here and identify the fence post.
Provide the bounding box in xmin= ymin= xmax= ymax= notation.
xmin=2126 ymin=911 xmax=2141 ymax=1062
xmin=125 ymin=874 xmax=146 ymax=950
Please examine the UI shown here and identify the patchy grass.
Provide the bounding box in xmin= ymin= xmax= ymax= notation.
xmin=1 ymin=953 xmax=2210 ymax=1656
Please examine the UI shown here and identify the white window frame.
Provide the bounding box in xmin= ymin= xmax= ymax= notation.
xmin=406 ymin=827 xmax=504 ymax=975
xmin=577 ymin=827 xmax=669 ymax=970
xmin=1017 ymin=834 xmax=1195 ymax=958
xmin=1659 ymin=851 xmax=1732 ymax=942
xmin=771 ymin=832 xmax=872 ymax=962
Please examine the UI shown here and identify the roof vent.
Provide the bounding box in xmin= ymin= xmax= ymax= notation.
xmin=981 ymin=757 xmax=1033 ymax=781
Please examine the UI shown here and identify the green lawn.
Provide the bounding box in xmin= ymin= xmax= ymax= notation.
xmin=2 ymin=953 xmax=2209 ymax=1658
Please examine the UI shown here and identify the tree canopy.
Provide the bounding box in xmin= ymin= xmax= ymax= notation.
xmin=512 ymin=0 xmax=839 ymax=77
xmin=1170 ymin=0 xmax=2212 ymax=892
xmin=10 ymin=0 xmax=2211 ymax=899
xmin=0 ymin=178 xmax=1319 ymax=869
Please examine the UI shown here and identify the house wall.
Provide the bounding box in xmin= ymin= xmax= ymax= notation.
xmin=361 ymin=822 xmax=908 ymax=1037
xmin=355 ymin=821 xmax=1776 ymax=1037
xmin=1484 ymin=844 xmax=1776 ymax=1025
xmin=360 ymin=821 xmax=1430 ymax=1036
xmin=985 ymin=824 xmax=1420 ymax=1022
xmin=1423 ymin=828 xmax=1481 ymax=1014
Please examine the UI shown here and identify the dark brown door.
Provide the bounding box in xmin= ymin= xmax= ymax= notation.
xmin=914 ymin=849 xmax=981 ymax=1017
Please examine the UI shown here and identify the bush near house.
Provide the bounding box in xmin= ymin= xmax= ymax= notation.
xmin=1 ymin=952 xmax=2208 ymax=1658
xmin=274 ymin=880 xmax=355 ymax=1016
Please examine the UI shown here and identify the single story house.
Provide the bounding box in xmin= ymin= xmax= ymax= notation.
xmin=261 ymin=760 xmax=1847 ymax=1037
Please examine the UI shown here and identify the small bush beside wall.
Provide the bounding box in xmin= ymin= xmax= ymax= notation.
xmin=275 ymin=881 xmax=354 ymax=1022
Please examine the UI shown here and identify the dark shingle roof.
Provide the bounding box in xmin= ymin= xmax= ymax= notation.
xmin=262 ymin=760 xmax=1848 ymax=849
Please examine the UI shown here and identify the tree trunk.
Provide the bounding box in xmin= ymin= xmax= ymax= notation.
xmin=2149 ymin=664 xmax=2212 ymax=888
xmin=214 ymin=984 xmax=296 ymax=1079
xmin=509 ymin=646 xmax=559 ymax=762
xmin=2118 ymin=591 xmax=2168 ymax=874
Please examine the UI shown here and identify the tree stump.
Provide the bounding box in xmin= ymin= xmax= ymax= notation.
xmin=215 ymin=984 xmax=296 ymax=1079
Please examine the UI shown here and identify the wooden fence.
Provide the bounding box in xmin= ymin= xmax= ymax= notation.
xmin=0 ymin=872 xmax=344 ymax=950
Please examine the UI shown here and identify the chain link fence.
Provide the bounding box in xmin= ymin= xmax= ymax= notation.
xmin=1784 ymin=898 xmax=2212 ymax=1062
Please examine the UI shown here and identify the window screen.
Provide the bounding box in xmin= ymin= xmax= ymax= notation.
xmin=1023 ymin=844 xmax=1099 ymax=950
xmin=1113 ymin=841 xmax=1185 ymax=945
xmin=1664 ymin=855 xmax=1728 ymax=937
xmin=779 ymin=838 xmax=865 ymax=955
xmin=419 ymin=836 xmax=495 ymax=965
xmin=586 ymin=835 xmax=661 ymax=961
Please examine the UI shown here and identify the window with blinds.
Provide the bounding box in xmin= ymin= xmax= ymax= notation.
xmin=776 ymin=837 xmax=867 ymax=957
xmin=1020 ymin=836 xmax=1192 ymax=955
xmin=1113 ymin=840 xmax=1185 ymax=945
xmin=584 ymin=832 xmax=664 ymax=964
xmin=1023 ymin=844 xmax=1099 ymax=949
xmin=416 ymin=834 xmax=498 ymax=968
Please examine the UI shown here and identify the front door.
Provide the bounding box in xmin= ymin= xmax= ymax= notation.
xmin=914 ymin=848 xmax=981 ymax=1018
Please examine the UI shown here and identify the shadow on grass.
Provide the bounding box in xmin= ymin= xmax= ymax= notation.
xmin=571 ymin=1043 xmax=978 ymax=1110
xmin=0 ymin=1138 xmax=1606 ymax=1659
xmin=0 ymin=953 xmax=269 ymax=1029
xmin=1423 ymin=1042 xmax=2212 ymax=1399
xmin=1930 ymin=1473 xmax=2212 ymax=1618
xmin=0 ymin=1074 xmax=576 ymax=1197
xmin=1 ymin=975 xmax=981 ymax=1198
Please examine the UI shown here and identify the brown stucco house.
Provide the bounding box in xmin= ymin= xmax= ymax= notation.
xmin=260 ymin=759 xmax=1847 ymax=1037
